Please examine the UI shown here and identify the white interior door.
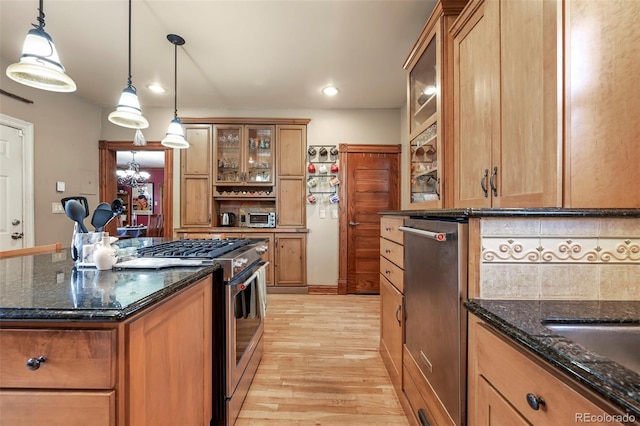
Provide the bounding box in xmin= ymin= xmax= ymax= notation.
xmin=0 ymin=124 xmax=24 ymax=250
xmin=0 ymin=115 xmax=34 ymax=251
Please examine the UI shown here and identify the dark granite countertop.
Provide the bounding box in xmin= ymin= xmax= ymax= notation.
xmin=465 ymin=299 xmax=640 ymax=417
xmin=0 ymin=238 xmax=219 ymax=322
xmin=379 ymin=208 xmax=640 ymax=218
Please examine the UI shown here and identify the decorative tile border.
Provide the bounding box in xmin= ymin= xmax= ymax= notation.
xmin=478 ymin=217 xmax=640 ymax=300
xmin=482 ymin=237 xmax=640 ymax=264
xmin=480 ymin=218 xmax=640 ymax=265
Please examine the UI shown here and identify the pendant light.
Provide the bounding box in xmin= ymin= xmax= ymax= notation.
xmin=161 ymin=34 xmax=189 ymax=149
xmin=108 ymin=0 xmax=149 ymax=129
xmin=6 ymin=0 xmax=76 ymax=92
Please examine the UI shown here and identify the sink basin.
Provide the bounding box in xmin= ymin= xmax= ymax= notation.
xmin=542 ymin=322 xmax=640 ymax=374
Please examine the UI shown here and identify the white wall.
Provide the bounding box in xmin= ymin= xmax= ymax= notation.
xmin=0 ymin=61 xmax=102 ymax=246
xmin=0 ymin=67 xmax=404 ymax=286
xmin=101 ymin=106 xmax=404 ymax=287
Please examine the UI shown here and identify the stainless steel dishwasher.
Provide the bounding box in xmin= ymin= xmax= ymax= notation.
xmin=400 ymin=217 xmax=468 ymax=425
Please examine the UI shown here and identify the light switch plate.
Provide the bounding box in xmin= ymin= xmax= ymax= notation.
xmin=56 ymin=181 xmax=65 ymax=192
xmin=52 ymin=202 xmax=64 ymax=214
xmin=319 ymin=210 xmax=326 ymax=219
xmin=331 ymin=209 xmax=338 ymax=219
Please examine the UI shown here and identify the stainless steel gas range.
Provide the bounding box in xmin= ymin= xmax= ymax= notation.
xmin=133 ymin=237 xmax=267 ymax=281
xmin=127 ymin=238 xmax=268 ymax=426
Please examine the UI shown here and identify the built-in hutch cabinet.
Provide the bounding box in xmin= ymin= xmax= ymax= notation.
xmin=178 ymin=118 xmax=309 ymax=289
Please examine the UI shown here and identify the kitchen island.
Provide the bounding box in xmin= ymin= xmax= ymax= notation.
xmin=466 ymin=299 xmax=640 ymax=421
xmin=0 ymin=240 xmax=221 ymax=426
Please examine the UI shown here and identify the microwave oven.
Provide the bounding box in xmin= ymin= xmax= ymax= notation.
xmin=246 ymin=212 xmax=276 ymax=228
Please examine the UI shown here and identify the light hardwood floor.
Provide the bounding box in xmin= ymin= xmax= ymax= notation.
xmin=236 ymin=294 xmax=410 ymax=426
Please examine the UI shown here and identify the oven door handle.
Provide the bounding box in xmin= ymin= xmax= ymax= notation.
xmin=399 ymin=226 xmax=448 ymax=242
xmin=229 ymin=262 xmax=269 ymax=289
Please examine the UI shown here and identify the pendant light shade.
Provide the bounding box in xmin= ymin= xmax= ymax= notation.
xmin=108 ymin=0 xmax=148 ymax=129
xmin=6 ymin=0 xmax=76 ymax=92
xmin=161 ymin=34 xmax=189 ymax=149
xmin=108 ymin=84 xmax=149 ymax=129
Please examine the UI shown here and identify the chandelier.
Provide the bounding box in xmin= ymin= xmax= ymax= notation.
xmin=117 ymin=151 xmax=150 ymax=187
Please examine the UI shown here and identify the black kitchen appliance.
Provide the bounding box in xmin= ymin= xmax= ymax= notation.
xmin=131 ymin=237 xmax=268 ymax=426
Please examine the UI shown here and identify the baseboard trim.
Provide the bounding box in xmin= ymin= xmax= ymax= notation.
xmin=266 ymin=286 xmax=309 ymax=294
xmin=308 ymin=285 xmax=339 ymax=295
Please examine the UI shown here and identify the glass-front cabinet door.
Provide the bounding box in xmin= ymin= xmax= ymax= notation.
xmin=214 ymin=125 xmax=274 ymax=186
xmin=409 ymin=34 xmax=437 ymax=134
xmin=410 ymin=122 xmax=439 ymax=203
xmin=406 ymin=20 xmax=443 ymax=207
xmin=245 ymin=126 xmax=274 ymax=185
xmin=215 ymin=125 xmax=243 ymax=184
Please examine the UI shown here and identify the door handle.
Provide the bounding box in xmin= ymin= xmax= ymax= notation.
xmin=398 ymin=226 xmax=448 ymax=241
xmin=349 ymin=221 xmax=360 ymax=226
xmin=11 ymin=232 xmax=24 ymax=240
xmin=480 ymin=168 xmax=489 ymax=198
xmin=489 ymin=166 xmax=498 ymax=197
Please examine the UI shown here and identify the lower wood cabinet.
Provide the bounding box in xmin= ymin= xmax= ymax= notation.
xmin=0 ymin=391 xmax=115 ymax=426
xmin=126 ymin=278 xmax=212 ymax=426
xmin=380 ymin=276 xmax=403 ymax=393
xmin=180 ymin=231 xmax=306 ymax=288
xmin=468 ymin=317 xmax=627 ymax=426
xmin=274 ymin=233 xmax=307 ymax=287
xmin=0 ymin=276 xmax=212 ymax=426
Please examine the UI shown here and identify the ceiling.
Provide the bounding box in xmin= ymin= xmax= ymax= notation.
xmin=1 ymin=0 xmax=437 ymax=167
xmin=1 ymin=0 xmax=436 ymax=110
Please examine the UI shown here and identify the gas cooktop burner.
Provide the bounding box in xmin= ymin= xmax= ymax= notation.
xmin=136 ymin=238 xmax=253 ymax=259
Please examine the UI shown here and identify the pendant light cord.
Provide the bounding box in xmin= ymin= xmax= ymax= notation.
xmin=173 ymin=43 xmax=178 ymax=119
xmin=36 ymin=0 xmax=45 ymax=29
xmin=127 ymin=0 xmax=132 ymax=87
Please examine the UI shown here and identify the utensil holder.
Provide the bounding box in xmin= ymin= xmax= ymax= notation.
xmin=73 ymin=232 xmax=103 ymax=266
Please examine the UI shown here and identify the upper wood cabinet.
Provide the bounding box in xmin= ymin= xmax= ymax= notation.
xmin=451 ymin=0 xmax=562 ymax=208
xmin=276 ymin=125 xmax=307 ymax=227
xmin=182 ymin=125 xmax=212 ymax=227
xmin=214 ymin=125 xmax=274 ymax=186
xmin=563 ymin=0 xmax=640 ymax=208
xmin=179 ymin=118 xmax=309 ymax=231
xmin=404 ymin=1 xmax=466 ymax=208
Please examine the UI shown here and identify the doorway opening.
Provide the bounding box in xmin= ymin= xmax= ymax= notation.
xmin=98 ymin=141 xmax=174 ymax=238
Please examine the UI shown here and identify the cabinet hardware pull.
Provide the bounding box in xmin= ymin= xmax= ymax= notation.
xmin=26 ymin=356 xmax=46 ymax=371
xmin=417 ymin=408 xmax=431 ymax=426
xmin=395 ymin=305 xmax=402 ymax=325
xmin=385 ymin=226 xmax=391 ymax=231
xmin=385 ymin=270 xmax=391 ymax=274
xmin=481 ymin=169 xmax=489 ymax=197
xmin=385 ymin=249 xmax=391 ymax=254
xmin=399 ymin=226 xmax=448 ymax=242
xmin=490 ymin=166 xmax=498 ymax=197
xmin=526 ymin=393 xmax=545 ymax=410
xmin=349 ymin=221 xmax=360 ymax=226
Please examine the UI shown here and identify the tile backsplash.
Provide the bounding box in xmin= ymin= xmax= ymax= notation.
xmin=479 ymin=218 xmax=640 ymax=300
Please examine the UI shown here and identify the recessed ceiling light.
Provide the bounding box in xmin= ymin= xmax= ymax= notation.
xmin=322 ymin=86 xmax=339 ymax=96
xmin=147 ymin=84 xmax=166 ymax=94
